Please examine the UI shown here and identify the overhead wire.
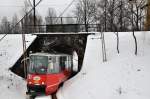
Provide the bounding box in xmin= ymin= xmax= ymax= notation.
xmin=0 ymin=0 xmax=76 ymax=41
xmin=0 ymin=5 xmax=23 ymax=7
xmin=55 ymin=0 xmax=76 ymax=24
xmin=28 ymin=0 xmax=33 ymax=7
xmin=0 ymin=0 xmax=43 ymax=42
xmin=0 ymin=4 xmax=71 ymax=8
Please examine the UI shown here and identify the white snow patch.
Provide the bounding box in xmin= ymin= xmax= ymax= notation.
xmin=0 ymin=34 xmax=36 ymax=99
xmin=35 ymin=95 xmax=52 ymax=99
xmin=57 ymin=31 xmax=150 ymax=99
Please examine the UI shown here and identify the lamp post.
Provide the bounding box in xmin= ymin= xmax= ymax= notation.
xmin=129 ymin=0 xmax=137 ymax=55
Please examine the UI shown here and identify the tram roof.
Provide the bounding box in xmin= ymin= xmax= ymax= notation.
xmin=32 ymin=32 xmax=95 ymax=36
xmin=30 ymin=52 xmax=71 ymax=57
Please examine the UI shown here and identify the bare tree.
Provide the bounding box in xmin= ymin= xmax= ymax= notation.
xmin=0 ymin=16 xmax=11 ymax=33
xmin=21 ymin=0 xmax=31 ymax=33
xmin=116 ymin=0 xmax=131 ymax=31
xmin=74 ymin=0 xmax=97 ymax=32
xmin=11 ymin=14 xmax=21 ymax=34
xmin=127 ymin=0 xmax=146 ymax=55
xmin=106 ymin=0 xmax=122 ymax=32
xmin=96 ymin=0 xmax=146 ymax=32
xmin=128 ymin=0 xmax=146 ymax=31
xmin=45 ymin=8 xmax=57 ymax=25
xmin=97 ymin=0 xmax=130 ymax=32
xmin=21 ymin=0 xmax=43 ymax=33
xmin=36 ymin=15 xmax=44 ymax=32
xmin=96 ymin=0 xmax=108 ymax=32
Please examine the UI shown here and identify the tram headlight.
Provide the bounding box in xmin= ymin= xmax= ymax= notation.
xmin=42 ymin=82 xmax=45 ymax=85
xmin=29 ymin=82 xmax=32 ymax=84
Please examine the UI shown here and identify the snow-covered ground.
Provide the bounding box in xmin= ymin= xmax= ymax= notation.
xmin=0 ymin=32 xmax=150 ymax=99
xmin=57 ymin=31 xmax=150 ymax=99
xmin=0 ymin=34 xmax=36 ymax=99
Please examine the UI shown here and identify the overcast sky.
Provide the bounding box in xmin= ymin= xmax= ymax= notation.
xmin=0 ymin=0 xmax=76 ymax=21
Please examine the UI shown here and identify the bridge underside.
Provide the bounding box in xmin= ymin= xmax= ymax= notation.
xmin=11 ymin=33 xmax=91 ymax=78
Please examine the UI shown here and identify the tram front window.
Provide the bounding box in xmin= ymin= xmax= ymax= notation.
xmin=28 ymin=55 xmax=71 ymax=74
xmin=47 ymin=57 xmax=60 ymax=74
xmin=29 ymin=55 xmax=48 ymax=74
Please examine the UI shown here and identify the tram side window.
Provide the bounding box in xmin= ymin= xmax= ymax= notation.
xmin=67 ymin=56 xmax=72 ymax=70
xmin=60 ymin=56 xmax=67 ymax=70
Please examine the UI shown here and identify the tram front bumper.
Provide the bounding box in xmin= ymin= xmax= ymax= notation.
xmin=27 ymin=85 xmax=46 ymax=96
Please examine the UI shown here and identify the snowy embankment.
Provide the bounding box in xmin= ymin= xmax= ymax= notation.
xmin=0 ymin=34 xmax=36 ymax=99
xmin=57 ymin=31 xmax=150 ymax=99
